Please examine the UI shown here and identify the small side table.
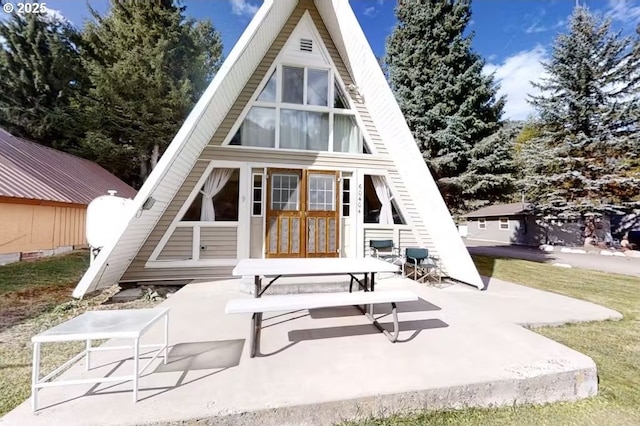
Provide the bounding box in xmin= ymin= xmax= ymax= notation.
xmin=31 ymin=308 xmax=169 ymax=412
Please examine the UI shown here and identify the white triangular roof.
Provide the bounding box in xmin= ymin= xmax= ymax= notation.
xmin=73 ymin=0 xmax=482 ymax=298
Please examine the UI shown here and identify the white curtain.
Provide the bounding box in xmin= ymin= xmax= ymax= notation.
xmin=334 ymin=115 xmax=362 ymax=153
xmin=371 ymin=175 xmax=393 ymax=225
xmin=200 ymin=168 xmax=233 ymax=221
xmin=280 ymin=110 xmax=307 ymax=149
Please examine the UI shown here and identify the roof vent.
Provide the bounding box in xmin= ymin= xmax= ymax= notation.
xmin=300 ymin=38 xmax=313 ymax=52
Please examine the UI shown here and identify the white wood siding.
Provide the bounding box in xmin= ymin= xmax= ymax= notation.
xmin=157 ymin=227 xmax=193 ymax=260
xmin=200 ymin=227 xmax=238 ymax=259
xmin=363 ymin=227 xmax=394 ymax=256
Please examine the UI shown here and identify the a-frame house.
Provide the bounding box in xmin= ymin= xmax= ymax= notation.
xmin=73 ymin=0 xmax=483 ymax=298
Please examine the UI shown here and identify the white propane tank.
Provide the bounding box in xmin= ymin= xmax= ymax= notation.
xmin=86 ymin=190 xmax=134 ymax=263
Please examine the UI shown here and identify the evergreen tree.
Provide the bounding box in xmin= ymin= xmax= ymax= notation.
xmin=0 ymin=11 xmax=85 ymax=149
xmin=80 ymin=0 xmax=223 ymax=187
xmin=459 ymin=121 xmax=521 ymax=210
xmin=385 ymin=0 xmax=505 ymax=213
xmin=525 ymin=6 xmax=640 ymax=217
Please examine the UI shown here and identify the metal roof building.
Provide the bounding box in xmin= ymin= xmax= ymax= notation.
xmin=0 ymin=128 xmax=136 ymax=260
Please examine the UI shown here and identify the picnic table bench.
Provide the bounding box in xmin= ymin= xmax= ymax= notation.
xmin=226 ymin=258 xmax=418 ymax=357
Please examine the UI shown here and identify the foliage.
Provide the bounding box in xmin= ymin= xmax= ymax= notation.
xmin=385 ymin=0 xmax=505 ymax=213
xmin=459 ymin=121 xmax=522 ymax=210
xmin=524 ymin=6 xmax=640 ymax=217
xmin=0 ymin=11 xmax=86 ymax=151
xmin=78 ymin=0 xmax=223 ymax=187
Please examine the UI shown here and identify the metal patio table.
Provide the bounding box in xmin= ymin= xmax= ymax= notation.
xmin=31 ymin=308 xmax=169 ymax=412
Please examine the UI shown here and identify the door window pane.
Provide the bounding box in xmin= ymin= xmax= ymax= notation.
xmin=282 ymin=66 xmax=304 ymax=104
xmin=308 ymin=174 xmax=335 ymax=211
xmin=271 ymin=173 xmax=299 ymax=210
xmin=307 ymin=69 xmax=328 ymax=106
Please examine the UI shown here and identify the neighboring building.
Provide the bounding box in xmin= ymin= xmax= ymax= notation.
xmin=72 ymin=0 xmax=483 ymax=298
xmin=0 ymin=128 xmax=136 ymax=263
xmin=463 ymin=202 xmax=617 ymax=247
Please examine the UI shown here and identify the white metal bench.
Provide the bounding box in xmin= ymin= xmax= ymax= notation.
xmin=226 ymin=290 xmax=418 ymax=357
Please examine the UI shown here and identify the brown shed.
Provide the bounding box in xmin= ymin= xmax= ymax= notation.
xmin=0 ymin=128 xmax=136 ymax=262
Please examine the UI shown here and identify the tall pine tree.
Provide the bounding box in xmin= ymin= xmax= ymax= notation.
xmin=385 ymin=0 xmax=504 ymax=213
xmin=0 ymin=11 xmax=85 ymax=150
xmin=80 ymin=0 xmax=223 ymax=187
xmin=459 ymin=121 xmax=521 ymax=210
xmin=525 ymin=6 xmax=640 ymax=217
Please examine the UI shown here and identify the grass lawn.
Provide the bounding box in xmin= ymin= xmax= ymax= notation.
xmin=0 ymin=252 xmax=159 ymax=416
xmin=345 ymin=255 xmax=640 ymax=426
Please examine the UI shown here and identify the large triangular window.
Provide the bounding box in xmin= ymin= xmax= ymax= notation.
xmin=229 ymin=65 xmax=366 ymax=154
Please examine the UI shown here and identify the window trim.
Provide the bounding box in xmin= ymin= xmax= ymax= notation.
xmin=149 ymin=160 xmax=248 ymax=263
xmin=341 ymin=176 xmax=351 ymax=217
xmin=223 ymin=57 xmax=371 ymax=154
xmin=499 ymin=217 xmax=510 ymax=230
xmin=478 ymin=218 xmax=487 ymax=229
xmin=251 ymin=172 xmax=264 ymax=217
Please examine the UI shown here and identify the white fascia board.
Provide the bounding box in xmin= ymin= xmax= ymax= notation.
xmin=316 ymin=0 xmax=483 ymax=289
xmin=72 ymin=0 xmax=299 ymax=298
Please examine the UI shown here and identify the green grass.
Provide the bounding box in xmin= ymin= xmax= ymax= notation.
xmin=0 ymin=251 xmax=89 ymax=296
xmin=343 ymin=255 xmax=640 ymax=426
xmin=0 ymin=252 xmax=158 ymax=416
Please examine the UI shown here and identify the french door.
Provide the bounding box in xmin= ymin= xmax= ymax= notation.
xmin=266 ymin=169 xmax=339 ymax=258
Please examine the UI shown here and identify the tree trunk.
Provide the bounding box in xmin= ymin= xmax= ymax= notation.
xmin=150 ymin=144 xmax=160 ymax=170
xmin=139 ymin=153 xmax=148 ymax=183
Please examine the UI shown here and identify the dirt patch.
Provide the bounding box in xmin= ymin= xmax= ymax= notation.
xmin=0 ymin=283 xmax=77 ymax=333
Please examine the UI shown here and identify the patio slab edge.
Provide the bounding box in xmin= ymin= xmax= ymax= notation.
xmin=158 ymin=367 xmax=597 ymax=426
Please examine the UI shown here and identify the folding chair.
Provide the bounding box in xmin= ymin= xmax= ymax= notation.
xmin=403 ymin=247 xmax=442 ymax=284
xmin=369 ymin=239 xmax=402 ymax=267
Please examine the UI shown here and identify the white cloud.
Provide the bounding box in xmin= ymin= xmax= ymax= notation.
xmin=606 ymin=0 xmax=640 ymax=24
xmin=364 ymin=6 xmax=378 ymax=17
xmin=229 ymin=0 xmax=260 ymax=18
xmin=525 ymin=19 xmax=565 ymax=34
xmin=484 ymin=46 xmax=549 ymax=121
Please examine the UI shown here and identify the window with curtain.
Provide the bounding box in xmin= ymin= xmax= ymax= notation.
xmin=181 ymin=168 xmax=240 ymax=222
xmin=230 ymin=65 xmax=364 ymax=153
xmin=363 ymin=175 xmax=405 ymax=225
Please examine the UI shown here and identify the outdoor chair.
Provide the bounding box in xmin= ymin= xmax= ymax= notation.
xmin=369 ymin=239 xmax=402 ymax=268
xmin=403 ymin=247 xmax=442 ymax=284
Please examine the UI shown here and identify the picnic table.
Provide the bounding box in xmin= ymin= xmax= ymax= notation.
xmin=228 ymin=257 xmax=416 ymax=357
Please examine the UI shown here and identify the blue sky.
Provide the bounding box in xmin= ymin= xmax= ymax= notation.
xmin=4 ymin=0 xmax=640 ymax=120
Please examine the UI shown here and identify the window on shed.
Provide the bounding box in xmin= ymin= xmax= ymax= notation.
xmin=478 ymin=218 xmax=486 ymax=229
xmin=499 ymin=217 xmax=510 ymax=230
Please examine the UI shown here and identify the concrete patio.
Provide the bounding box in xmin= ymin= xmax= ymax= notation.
xmin=2 ymin=276 xmax=621 ymax=426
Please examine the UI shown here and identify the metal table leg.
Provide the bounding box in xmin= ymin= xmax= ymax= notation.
xmin=251 ymin=275 xmax=262 ymax=358
xmin=163 ymin=313 xmax=169 ymax=364
xmin=31 ymin=342 xmax=40 ymax=412
xmin=86 ymin=340 xmax=91 ymax=371
xmin=133 ymin=338 xmax=139 ymax=402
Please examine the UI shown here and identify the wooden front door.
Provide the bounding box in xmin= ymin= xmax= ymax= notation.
xmin=265 ymin=169 xmax=340 ymax=258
